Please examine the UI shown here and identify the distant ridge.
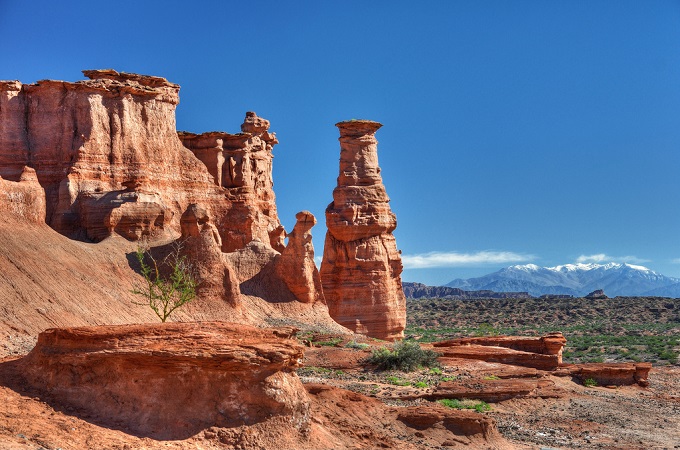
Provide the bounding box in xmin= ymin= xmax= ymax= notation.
xmin=446 ymin=263 xmax=680 ymax=297
xmin=402 ymin=282 xmax=531 ymax=299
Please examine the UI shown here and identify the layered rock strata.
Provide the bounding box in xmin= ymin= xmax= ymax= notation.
xmin=320 ymin=120 xmax=406 ymax=340
xmin=179 ymin=112 xmax=283 ymax=252
xmin=434 ymin=332 xmax=567 ymax=364
xmin=436 ymin=344 xmax=562 ymax=370
xmin=0 ymin=70 xmax=224 ymax=242
xmin=555 ymin=362 xmax=652 ymax=387
xmin=17 ymin=323 xmax=310 ymax=440
xmin=0 ymin=71 xmax=289 ymax=254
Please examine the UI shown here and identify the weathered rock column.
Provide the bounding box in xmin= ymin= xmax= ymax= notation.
xmin=320 ymin=120 xmax=406 ymax=341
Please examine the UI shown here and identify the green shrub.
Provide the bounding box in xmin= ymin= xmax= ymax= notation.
xmin=438 ymin=398 xmax=462 ymax=409
xmin=583 ymin=377 xmax=598 ymax=387
xmin=484 ymin=375 xmax=500 ymax=380
xmin=413 ymin=381 xmax=429 ymax=388
xmin=429 ymin=367 xmax=443 ymax=375
xmin=368 ymin=341 xmax=440 ymax=372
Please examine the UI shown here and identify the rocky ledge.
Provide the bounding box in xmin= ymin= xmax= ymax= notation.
xmin=15 ymin=322 xmax=310 ymax=440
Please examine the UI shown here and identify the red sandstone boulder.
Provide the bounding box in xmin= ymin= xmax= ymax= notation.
xmin=320 ymin=120 xmax=406 ymax=341
xmin=17 ymin=322 xmax=310 ymax=440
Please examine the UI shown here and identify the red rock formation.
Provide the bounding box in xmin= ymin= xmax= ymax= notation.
xmin=179 ymin=112 xmax=283 ymax=252
xmin=0 ymin=69 xmax=224 ymax=242
xmin=555 ymin=362 xmax=652 ymax=387
xmin=320 ymin=120 xmax=406 ymax=341
xmin=179 ymin=204 xmax=241 ymax=308
xmin=16 ymin=322 xmax=310 ymax=440
xmin=274 ymin=211 xmax=324 ymax=304
xmin=0 ymin=166 xmax=46 ymax=223
xmin=427 ymin=378 xmax=563 ymax=403
xmin=434 ymin=332 xmax=567 ymax=364
xmin=435 ymin=344 xmax=561 ymax=370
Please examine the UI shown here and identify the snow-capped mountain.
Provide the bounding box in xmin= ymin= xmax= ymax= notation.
xmin=446 ymin=263 xmax=680 ymax=297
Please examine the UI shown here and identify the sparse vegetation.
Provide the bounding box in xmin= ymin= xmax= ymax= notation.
xmin=313 ymin=337 xmax=343 ymax=347
xmin=345 ymin=341 xmax=370 ymax=350
xmin=132 ymin=243 xmax=197 ymax=323
xmin=413 ymin=381 xmax=429 ymax=388
xmin=438 ymin=398 xmax=491 ymax=413
xmin=484 ymin=375 xmax=500 ymax=380
xmin=386 ymin=375 xmax=411 ymax=386
xmin=297 ymin=366 xmax=344 ymax=377
xmin=406 ymin=297 xmax=680 ymax=365
xmin=583 ymin=377 xmax=598 ymax=388
xmin=368 ymin=341 xmax=440 ymax=372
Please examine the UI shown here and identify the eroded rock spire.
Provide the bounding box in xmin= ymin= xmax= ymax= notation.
xmin=320 ymin=120 xmax=406 ymax=341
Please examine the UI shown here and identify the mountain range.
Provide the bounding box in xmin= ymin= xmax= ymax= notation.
xmin=445 ymin=263 xmax=680 ymax=297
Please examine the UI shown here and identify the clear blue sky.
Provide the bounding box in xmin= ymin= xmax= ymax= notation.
xmin=2 ymin=0 xmax=679 ymax=285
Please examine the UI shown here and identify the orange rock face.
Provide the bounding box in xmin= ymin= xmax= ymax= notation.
xmin=274 ymin=211 xmax=324 ymax=304
xmin=16 ymin=322 xmax=310 ymax=440
xmin=179 ymin=112 xmax=283 ymax=252
xmin=320 ymin=120 xmax=406 ymax=341
xmin=0 ymin=69 xmax=223 ymax=242
xmin=0 ymin=166 xmax=46 ymax=223
xmin=179 ymin=204 xmax=241 ymax=308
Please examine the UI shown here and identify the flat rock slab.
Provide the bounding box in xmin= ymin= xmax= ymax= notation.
xmin=427 ymin=378 xmax=563 ymax=403
xmin=15 ymin=322 xmax=310 ymax=440
xmin=555 ymin=362 xmax=652 ymax=387
xmin=436 ymin=344 xmax=560 ymax=370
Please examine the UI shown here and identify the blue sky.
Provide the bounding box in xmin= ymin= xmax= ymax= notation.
xmin=2 ymin=1 xmax=679 ymax=285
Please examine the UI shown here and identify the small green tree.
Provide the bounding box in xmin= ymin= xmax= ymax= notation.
xmin=132 ymin=243 xmax=197 ymax=322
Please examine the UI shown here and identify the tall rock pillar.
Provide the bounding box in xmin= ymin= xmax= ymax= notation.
xmin=320 ymin=120 xmax=406 ymax=341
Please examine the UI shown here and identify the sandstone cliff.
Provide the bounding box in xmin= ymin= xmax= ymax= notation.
xmin=320 ymin=120 xmax=406 ymax=341
xmin=0 ymin=70 xmax=347 ymax=353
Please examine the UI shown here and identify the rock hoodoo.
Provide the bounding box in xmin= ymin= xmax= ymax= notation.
xmin=274 ymin=210 xmax=324 ymax=304
xmin=320 ymin=120 xmax=406 ymax=340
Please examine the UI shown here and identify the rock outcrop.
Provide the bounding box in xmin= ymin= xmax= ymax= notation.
xmin=179 ymin=204 xmax=241 ymax=308
xmin=16 ymin=322 xmax=310 ymax=440
xmin=436 ymin=344 xmax=562 ymax=370
xmin=585 ymin=289 xmax=608 ymax=299
xmin=274 ymin=211 xmax=324 ymax=304
xmin=0 ymin=166 xmax=46 ymax=223
xmin=179 ymin=112 xmax=283 ymax=252
xmin=555 ymin=362 xmax=652 ymax=387
xmin=434 ymin=332 xmax=567 ymax=364
xmin=0 ymin=70 xmax=223 ymax=242
xmin=320 ymin=120 xmax=406 ymax=341
xmin=0 ymin=71 xmax=288 ymax=254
